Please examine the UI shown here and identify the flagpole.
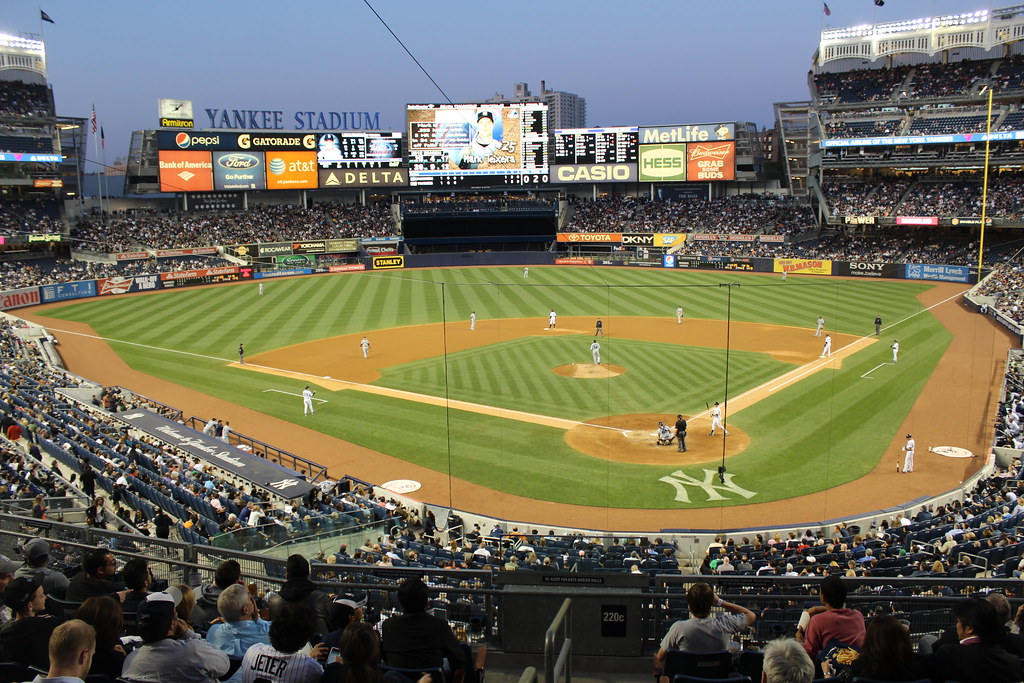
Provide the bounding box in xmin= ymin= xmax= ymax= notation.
xmin=91 ymin=105 xmax=102 ymax=217
xmin=100 ymin=129 xmax=108 ymax=214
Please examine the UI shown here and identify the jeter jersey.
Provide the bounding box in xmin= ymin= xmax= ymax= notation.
xmin=241 ymin=643 xmax=323 ymax=683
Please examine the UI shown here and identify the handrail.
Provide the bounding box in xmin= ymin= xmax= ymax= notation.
xmin=544 ymin=598 xmax=572 ymax=683
xmin=518 ymin=667 xmax=538 ymax=683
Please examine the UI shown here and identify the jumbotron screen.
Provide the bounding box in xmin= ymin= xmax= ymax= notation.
xmin=406 ymin=102 xmax=548 ymax=188
xmin=315 ymin=132 xmax=402 ymax=169
xmin=552 ymin=126 xmax=638 ymax=165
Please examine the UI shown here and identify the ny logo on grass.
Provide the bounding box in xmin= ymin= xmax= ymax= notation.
xmin=658 ymin=469 xmax=757 ymax=503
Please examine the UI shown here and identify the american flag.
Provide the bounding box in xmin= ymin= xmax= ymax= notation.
xmin=90 ymin=106 xmax=97 ymax=134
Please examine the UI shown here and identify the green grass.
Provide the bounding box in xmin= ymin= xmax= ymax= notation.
xmin=38 ymin=267 xmax=948 ymax=509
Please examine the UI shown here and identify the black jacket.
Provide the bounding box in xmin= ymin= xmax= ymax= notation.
xmin=270 ymin=578 xmax=333 ymax=636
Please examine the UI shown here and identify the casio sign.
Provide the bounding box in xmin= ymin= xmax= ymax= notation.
xmin=554 ymin=164 xmax=634 ymax=182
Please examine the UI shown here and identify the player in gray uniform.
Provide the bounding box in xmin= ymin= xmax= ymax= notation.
xmin=590 ymin=340 xmax=601 ymax=365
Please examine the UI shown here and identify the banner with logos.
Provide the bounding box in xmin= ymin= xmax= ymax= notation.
xmin=41 ymin=280 xmax=97 ymax=303
xmin=96 ymin=275 xmax=161 ymax=296
xmin=264 ymin=152 xmax=317 ymax=189
xmin=833 ymin=262 xmax=901 ymax=278
xmin=557 ymin=233 xmax=622 ymax=243
xmin=550 ymin=163 xmax=638 ymax=183
xmin=0 ymin=287 xmax=41 ymax=310
xmin=155 ymin=247 xmax=218 ymax=258
xmin=903 ymin=263 xmax=971 ymax=283
xmin=328 ymin=263 xmax=367 ymax=273
xmin=159 ymin=266 xmax=243 ymax=289
xmin=254 ymin=242 xmax=293 ymax=258
xmin=317 ymin=168 xmax=408 ymax=188
xmin=687 ymin=141 xmax=735 ymax=181
xmin=896 ymin=216 xmax=939 ymax=226
xmin=254 ymin=268 xmax=313 ymax=279
xmin=291 ymin=241 xmax=327 ymax=255
xmin=212 ymin=151 xmax=266 ymax=191
xmin=325 ymin=238 xmax=360 ymax=253
xmin=372 ymin=255 xmax=405 ymax=270
xmin=638 ymin=144 xmax=687 ymax=182
xmin=950 ymin=217 xmax=993 ymax=227
xmin=775 ymin=258 xmax=833 ymax=276
xmin=844 ymin=216 xmax=877 ymax=225
xmin=276 ymin=254 xmax=316 ymax=267
xmin=116 ymin=251 xmax=150 ymax=261
xmin=554 ymin=257 xmax=595 ymax=265
xmin=158 ymin=151 xmax=214 ymax=192
xmin=654 ymin=234 xmax=686 ymax=247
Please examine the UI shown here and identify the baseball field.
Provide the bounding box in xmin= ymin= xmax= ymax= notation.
xmin=23 ymin=266 xmax=1013 ymax=531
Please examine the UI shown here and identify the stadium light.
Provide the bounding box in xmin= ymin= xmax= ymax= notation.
xmin=977 ymin=85 xmax=993 ymax=282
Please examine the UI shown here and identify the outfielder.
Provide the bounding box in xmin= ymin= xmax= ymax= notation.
xmin=523 ymin=266 xmax=529 ymax=279
xmin=814 ymin=316 xmax=824 ymax=337
xmin=258 ymin=282 xmax=264 ymax=296
xmin=470 ymin=311 xmax=476 ymax=331
xmin=781 ymin=270 xmax=787 ymax=283
xmin=901 ymin=433 xmax=915 ymax=473
xmin=676 ymin=305 xmax=684 ymax=324
xmin=359 ymin=336 xmax=371 ymax=359
xmin=820 ymin=333 xmax=832 ymax=358
xmin=891 ymin=340 xmax=900 ymax=363
xmin=548 ymin=310 xmax=557 ymax=329
xmin=590 ymin=340 xmax=601 ymax=365
xmin=302 ymin=386 xmax=315 ymax=416
xmin=709 ymin=401 xmax=728 ymax=436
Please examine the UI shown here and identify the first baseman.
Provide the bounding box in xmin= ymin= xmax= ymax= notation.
xmin=901 ymin=433 xmax=915 ymax=473
xmin=814 ymin=316 xmax=824 ymax=337
xmin=820 ymin=333 xmax=832 ymax=358
xmin=360 ymin=336 xmax=371 ymax=358
xmin=302 ymin=386 xmax=315 ymax=415
xmin=709 ymin=401 xmax=728 ymax=436
xmin=590 ymin=340 xmax=601 ymax=365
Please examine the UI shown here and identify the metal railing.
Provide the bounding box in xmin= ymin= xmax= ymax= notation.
xmin=544 ymin=598 xmax=572 ymax=683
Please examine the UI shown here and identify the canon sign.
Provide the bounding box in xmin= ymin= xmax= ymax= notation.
xmin=0 ymin=287 xmax=40 ymax=310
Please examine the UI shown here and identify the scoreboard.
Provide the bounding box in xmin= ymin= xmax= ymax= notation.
xmin=552 ymin=127 xmax=638 ymax=165
xmin=316 ymin=131 xmax=402 ymax=169
xmin=407 ymin=102 xmax=549 ymax=188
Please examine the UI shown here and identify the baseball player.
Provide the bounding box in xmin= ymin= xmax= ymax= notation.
xmin=709 ymin=401 xmax=728 ymax=436
xmin=548 ymin=310 xmax=557 ymax=329
xmin=781 ymin=270 xmax=787 ymax=283
xmin=820 ymin=333 xmax=832 ymax=358
xmin=891 ymin=339 xmax=900 ymax=363
xmin=595 ymin=318 xmax=604 ymax=336
xmin=901 ymin=433 xmax=915 ymax=473
xmin=590 ymin=340 xmax=601 ymax=365
xmin=302 ymin=386 xmax=315 ymax=415
xmin=359 ymin=336 xmax=371 ymax=359
xmin=874 ymin=315 xmax=882 ymax=336
xmin=470 ymin=311 xmax=476 ymax=331
xmin=814 ymin=316 xmax=824 ymax=337
xmin=523 ymin=266 xmax=529 ymax=279
xmin=258 ymin=282 xmax=264 ymax=296
xmin=238 ymin=343 xmax=244 ymax=364
xmin=676 ymin=305 xmax=684 ymax=324
xmin=675 ymin=414 xmax=687 ymax=452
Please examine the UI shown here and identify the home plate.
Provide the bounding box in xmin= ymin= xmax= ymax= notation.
xmin=929 ymin=446 xmax=975 ymax=458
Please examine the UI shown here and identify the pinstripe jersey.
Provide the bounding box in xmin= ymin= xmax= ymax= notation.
xmin=241 ymin=643 xmax=323 ymax=683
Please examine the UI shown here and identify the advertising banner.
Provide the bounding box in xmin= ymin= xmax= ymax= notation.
xmin=372 ymin=255 xmax=405 ymax=270
xmin=317 ymin=167 xmax=408 ymax=188
xmin=556 ymin=233 xmax=622 ymax=243
xmin=653 ymin=234 xmax=686 ymax=247
xmin=212 ymin=151 xmax=266 ymax=190
xmin=264 ymin=152 xmax=317 ymax=189
xmin=844 ymin=216 xmax=877 ymax=225
xmin=255 ymin=242 xmax=294 ymax=258
xmin=155 ymin=247 xmax=218 ymax=258
xmin=363 ymin=244 xmax=398 ymax=255
xmin=620 ymin=233 xmax=655 ymax=246
xmin=96 ymin=274 xmax=161 ymax=296
xmin=686 ymin=141 xmax=735 ymax=181
xmin=325 ymin=238 xmax=360 ymax=253
xmin=159 ymin=266 xmax=242 ymax=289
xmin=759 ymin=235 xmax=785 ymax=243
xmin=550 ymin=164 xmax=638 ymax=183
xmin=0 ymin=287 xmax=41 ymax=310
xmin=639 ymin=123 xmax=735 ymax=144
xmin=950 ymin=217 xmax=993 ymax=226
xmin=328 ymin=264 xmax=367 ymax=272
xmin=896 ymin=216 xmax=939 ymax=226
xmin=693 ymin=233 xmax=756 ymax=242
xmin=276 ymin=254 xmax=315 ymax=267
xmin=638 ymin=144 xmax=687 ymax=182
xmin=903 ymin=263 xmax=971 ymax=283
xmin=555 ymin=257 xmax=595 ymax=265
xmin=157 ymin=131 xmax=318 ymax=152
xmin=254 ymin=268 xmax=312 ymax=279
xmin=28 ymin=234 xmax=62 ymax=243
xmin=158 ymin=151 xmax=214 ymax=192
xmin=116 ymin=251 xmax=150 ymax=261
xmin=833 ymin=262 xmax=900 ymax=278
xmin=41 ymin=280 xmax=97 ymax=303
xmin=291 ymin=241 xmax=327 ymax=255
xmin=775 ymin=258 xmax=833 ymax=276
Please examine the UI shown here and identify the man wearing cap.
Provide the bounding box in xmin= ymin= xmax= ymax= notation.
xmin=269 ymin=554 xmax=333 ymax=637
xmin=66 ymin=548 xmax=123 ymax=603
xmin=15 ymin=538 xmax=69 ymax=600
xmin=448 ymin=110 xmax=503 ymax=170
xmin=206 ymin=584 xmax=271 ymax=683
xmin=121 ymin=588 xmax=229 ymax=683
xmin=322 ymin=593 xmax=366 ymax=652
xmin=0 ymin=575 xmax=60 ymax=670
xmin=0 ymin=554 xmax=17 ymax=625
xmin=901 ymin=433 xmax=916 ymax=474
xmin=30 ymin=618 xmax=96 ymax=683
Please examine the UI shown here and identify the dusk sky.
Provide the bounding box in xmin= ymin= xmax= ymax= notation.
xmin=3 ymin=0 xmax=993 ymax=166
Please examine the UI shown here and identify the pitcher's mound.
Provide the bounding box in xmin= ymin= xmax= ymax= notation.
xmin=553 ymin=364 xmax=626 ymax=378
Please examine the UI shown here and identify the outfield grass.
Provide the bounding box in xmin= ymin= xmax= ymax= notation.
xmin=39 ymin=267 xmax=948 ymax=509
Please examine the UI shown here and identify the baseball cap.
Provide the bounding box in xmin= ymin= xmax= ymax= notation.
xmin=0 ymin=555 xmax=17 ymax=575
xmin=137 ymin=586 xmax=183 ymax=630
xmin=330 ymin=592 xmax=367 ymax=625
xmin=3 ymin=575 xmax=41 ymax=610
xmin=476 ymin=110 xmax=494 ymax=122
xmin=906 ymin=434 xmax=913 ymax=438
xmin=24 ymin=538 xmax=48 ymax=561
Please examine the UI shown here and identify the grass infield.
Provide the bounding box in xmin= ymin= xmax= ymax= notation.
xmin=40 ymin=267 xmax=948 ymax=509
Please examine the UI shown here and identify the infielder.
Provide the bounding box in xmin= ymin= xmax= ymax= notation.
xmin=901 ymin=433 xmax=915 ymax=473
xmin=595 ymin=318 xmax=604 ymax=336
xmin=820 ymin=333 xmax=832 ymax=358
xmin=302 ymin=386 xmax=315 ymax=415
xmin=676 ymin=305 xmax=684 ymax=324
xmin=814 ymin=316 xmax=824 ymax=337
xmin=590 ymin=340 xmax=601 ymax=365
xmin=359 ymin=336 xmax=371 ymax=359
xmin=470 ymin=311 xmax=476 ymax=331
xmin=709 ymin=401 xmax=728 ymax=436
xmin=548 ymin=310 xmax=557 ymax=329
xmin=523 ymin=266 xmax=529 ymax=279
xmin=238 ymin=343 xmax=244 ymax=364
xmin=258 ymin=283 xmax=264 ymax=296
xmin=891 ymin=339 xmax=900 ymax=363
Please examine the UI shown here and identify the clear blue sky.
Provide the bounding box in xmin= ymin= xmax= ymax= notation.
xmin=3 ymin=0 xmax=991 ymax=163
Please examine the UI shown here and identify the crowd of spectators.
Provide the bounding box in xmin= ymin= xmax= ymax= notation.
xmin=72 ymin=202 xmax=395 ymax=252
xmin=0 ymin=256 xmax=234 ymax=291
xmin=991 ymin=55 xmax=1024 ymax=92
xmin=0 ymin=199 xmax=62 ymax=236
xmin=0 ymin=81 xmax=52 ymax=120
xmin=908 ymin=60 xmax=992 ymax=99
xmin=978 ymin=262 xmax=1024 ymax=327
xmin=813 ymin=65 xmax=911 ymax=104
xmin=824 ymin=177 xmax=1024 ymax=221
xmin=822 ymin=116 xmax=903 ymax=139
xmin=564 ymin=195 xmax=815 ymax=236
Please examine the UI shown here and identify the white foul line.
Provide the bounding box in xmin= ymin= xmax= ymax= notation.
xmin=263 ymin=389 xmax=327 ymax=404
xmin=860 ymin=363 xmax=891 ymax=379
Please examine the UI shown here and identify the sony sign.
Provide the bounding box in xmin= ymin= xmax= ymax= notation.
xmin=551 ymin=164 xmax=637 ymax=183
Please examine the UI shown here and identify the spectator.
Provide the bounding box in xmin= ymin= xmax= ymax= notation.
xmin=239 ymin=602 xmax=324 ymax=683
xmin=0 ymin=575 xmax=59 ymax=670
xmin=268 ymin=554 xmax=333 ymax=637
xmin=795 ymin=576 xmax=865 ymax=658
xmin=66 ymin=548 xmax=123 ymax=602
xmin=29 ymin=619 xmax=96 ymax=683
xmin=847 ymin=614 xmax=922 ymax=680
xmin=925 ymin=597 xmax=1022 ymax=683
xmin=324 ymin=621 xmax=428 ymax=683
xmin=381 ymin=577 xmax=466 ymax=680
xmin=74 ymin=596 xmax=126 ymax=680
xmin=120 ymin=589 xmax=229 ymax=683
xmin=762 ymin=637 xmax=814 ymax=683
xmin=121 ymin=558 xmax=152 ymax=613
xmin=206 ymin=583 xmax=271 ymax=683
xmin=192 ymin=559 xmax=241 ymax=628
xmin=322 ymin=593 xmax=367 ymax=652
xmin=15 ymin=538 xmax=69 ymax=599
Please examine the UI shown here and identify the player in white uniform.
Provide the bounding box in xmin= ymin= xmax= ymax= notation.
xmin=590 ymin=340 xmax=601 ymax=365
xmin=302 ymin=386 xmax=315 ymax=416
xmin=891 ymin=340 xmax=900 ymax=363
xmin=709 ymin=401 xmax=728 ymax=436
xmin=470 ymin=311 xmax=476 ymax=331
xmin=359 ymin=336 xmax=371 ymax=358
xmin=814 ymin=316 xmax=824 ymax=337
xmin=901 ymin=433 xmax=915 ymax=473
xmin=676 ymin=306 xmax=684 ymax=324
xmin=781 ymin=270 xmax=787 ymax=283
xmin=548 ymin=310 xmax=557 ymax=329
xmin=523 ymin=266 xmax=529 ymax=279
xmin=258 ymin=283 xmax=264 ymax=296
xmin=820 ymin=334 xmax=832 ymax=358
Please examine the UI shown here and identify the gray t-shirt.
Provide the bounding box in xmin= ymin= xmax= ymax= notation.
xmin=659 ymin=613 xmax=748 ymax=653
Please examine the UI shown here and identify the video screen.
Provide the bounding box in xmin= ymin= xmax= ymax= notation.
xmin=316 ymin=132 xmax=403 ymax=169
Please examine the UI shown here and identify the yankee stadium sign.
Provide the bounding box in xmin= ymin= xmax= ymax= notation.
xmin=203 ymin=108 xmax=381 ymax=130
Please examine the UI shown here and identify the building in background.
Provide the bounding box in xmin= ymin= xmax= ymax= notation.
xmin=485 ymin=81 xmax=586 ymax=130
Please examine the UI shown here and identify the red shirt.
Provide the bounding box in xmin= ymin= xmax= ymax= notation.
xmin=803 ymin=607 xmax=866 ymax=657
xmin=6 ymin=423 xmax=21 ymax=441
